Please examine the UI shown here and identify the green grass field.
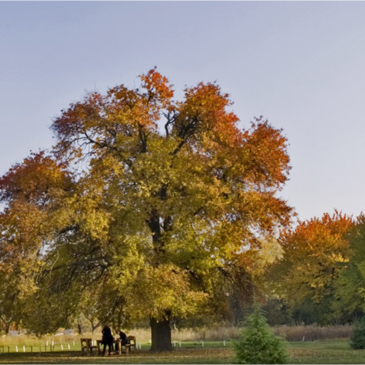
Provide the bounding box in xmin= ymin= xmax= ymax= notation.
xmin=0 ymin=339 xmax=364 ymax=364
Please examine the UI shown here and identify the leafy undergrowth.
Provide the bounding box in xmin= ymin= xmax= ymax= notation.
xmin=0 ymin=340 xmax=365 ymax=364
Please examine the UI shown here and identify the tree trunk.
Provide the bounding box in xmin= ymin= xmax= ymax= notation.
xmin=150 ymin=316 xmax=173 ymax=352
xmin=0 ymin=317 xmax=12 ymax=335
xmin=5 ymin=321 xmax=11 ymax=335
xmin=92 ymin=320 xmax=101 ymax=334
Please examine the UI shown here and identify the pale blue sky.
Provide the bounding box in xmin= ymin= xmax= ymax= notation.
xmin=1 ymin=2 xmax=365 ymax=222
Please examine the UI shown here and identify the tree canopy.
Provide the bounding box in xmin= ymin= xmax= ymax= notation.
xmin=336 ymin=215 xmax=365 ymax=315
xmin=0 ymin=69 xmax=293 ymax=350
xmin=266 ymin=211 xmax=354 ymax=325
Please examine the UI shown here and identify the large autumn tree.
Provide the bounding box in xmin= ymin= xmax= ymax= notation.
xmin=0 ymin=69 xmax=292 ymax=351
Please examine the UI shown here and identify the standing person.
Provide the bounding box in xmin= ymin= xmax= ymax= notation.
xmin=101 ymin=325 xmax=114 ymax=356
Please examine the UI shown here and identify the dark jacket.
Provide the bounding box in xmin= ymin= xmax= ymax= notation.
xmin=120 ymin=331 xmax=128 ymax=345
xmin=102 ymin=326 xmax=114 ymax=344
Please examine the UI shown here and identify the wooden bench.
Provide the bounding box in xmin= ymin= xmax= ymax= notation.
xmin=80 ymin=338 xmax=98 ymax=355
xmin=127 ymin=336 xmax=136 ymax=352
xmin=120 ymin=335 xmax=137 ymax=354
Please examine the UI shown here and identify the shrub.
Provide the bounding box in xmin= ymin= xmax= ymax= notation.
xmin=234 ymin=303 xmax=288 ymax=364
xmin=350 ymin=317 xmax=365 ymax=349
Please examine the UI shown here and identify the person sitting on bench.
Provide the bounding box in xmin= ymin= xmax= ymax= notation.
xmin=114 ymin=330 xmax=129 ymax=352
xmin=120 ymin=330 xmax=129 ymax=346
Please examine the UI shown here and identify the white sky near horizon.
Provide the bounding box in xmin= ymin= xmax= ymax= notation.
xmin=1 ymin=2 xmax=365 ymax=223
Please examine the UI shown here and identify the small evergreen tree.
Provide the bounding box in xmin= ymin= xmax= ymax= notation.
xmin=234 ymin=303 xmax=288 ymax=364
xmin=350 ymin=317 xmax=365 ymax=349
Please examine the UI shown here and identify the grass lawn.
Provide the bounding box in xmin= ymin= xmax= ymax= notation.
xmin=288 ymin=339 xmax=365 ymax=363
xmin=0 ymin=339 xmax=364 ymax=363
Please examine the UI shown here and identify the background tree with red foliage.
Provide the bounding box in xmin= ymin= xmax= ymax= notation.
xmin=266 ymin=211 xmax=354 ymax=324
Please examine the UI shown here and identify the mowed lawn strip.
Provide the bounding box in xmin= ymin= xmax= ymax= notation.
xmin=0 ymin=347 xmax=234 ymax=364
xmin=0 ymin=340 xmax=364 ymax=364
xmin=288 ymin=340 xmax=365 ymax=364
